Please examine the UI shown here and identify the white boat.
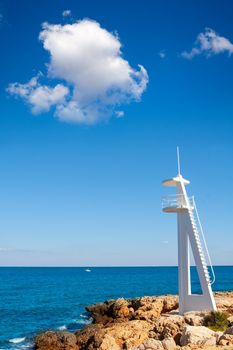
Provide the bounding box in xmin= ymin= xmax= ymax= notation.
xmin=85 ymin=268 xmax=91 ymax=272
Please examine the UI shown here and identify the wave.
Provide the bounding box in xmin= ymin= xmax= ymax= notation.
xmin=9 ymin=337 xmax=26 ymax=344
xmin=76 ymin=318 xmax=92 ymax=325
xmin=20 ymin=342 xmax=34 ymax=349
xmin=73 ymin=316 xmax=93 ymax=325
xmin=5 ymin=314 xmax=92 ymax=350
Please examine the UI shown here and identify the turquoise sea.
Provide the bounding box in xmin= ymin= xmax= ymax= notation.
xmin=0 ymin=266 xmax=233 ymax=349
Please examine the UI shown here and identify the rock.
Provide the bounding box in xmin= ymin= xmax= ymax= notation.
xmin=215 ymin=291 xmax=233 ymax=314
xmin=35 ymin=331 xmax=78 ymax=350
xmin=75 ymin=320 xmax=152 ymax=350
xmin=86 ymin=301 xmax=111 ymax=324
xmin=75 ymin=323 xmax=105 ymax=349
xmin=109 ymin=298 xmax=131 ymax=319
xmin=161 ymin=337 xmax=177 ymax=350
xmin=224 ymin=325 xmax=233 ymax=335
xmin=214 ymin=331 xmax=223 ymax=343
xmin=99 ymin=334 xmax=121 ymax=350
xmin=218 ymin=326 xmax=233 ymax=346
xmin=133 ymin=296 xmax=178 ymax=322
xmin=153 ymin=314 xmax=185 ymax=343
xmin=131 ymin=338 xmax=164 ymax=350
xmin=180 ymin=326 xmax=217 ymax=347
xmin=35 ymin=293 xmax=233 ymax=350
xmin=228 ymin=316 xmax=233 ymax=325
xmin=87 ymin=295 xmax=178 ymax=325
xmin=218 ymin=333 xmax=233 ymax=346
xmin=184 ymin=312 xmax=205 ymax=326
xmin=162 ymin=296 xmax=179 ymax=314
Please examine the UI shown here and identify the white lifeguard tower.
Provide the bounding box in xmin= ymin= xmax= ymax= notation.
xmin=162 ymin=149 xmax=216 ymax=314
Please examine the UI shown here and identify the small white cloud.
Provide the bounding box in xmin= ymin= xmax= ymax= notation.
xmin=8 ymin=19 xmax=148 ymax=125
xmin=0 ymin=247 xmax=33 ymax=253
xmin=159 ymin=50 xmax=166 ymax=59
xmin=0 ymin=247 xmax=9 ymax=252
xmin=181 ymin=27 xmax=233 ymax=59
xmin=115 ymin=110 xmax=124 ymax=118
xmin=162 ymin=240 xmax=169 ymax=244
xmin=62 ymin=10 xmax=72 ymax=18
xmin=7 ymin=75 xmax=69 ymax=114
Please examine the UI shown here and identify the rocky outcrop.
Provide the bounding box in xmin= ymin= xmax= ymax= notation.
xmin=86 ymin=295 xmax=178 ymax=324
xmin=75 ymin=320 xmax=152 ymax=350
xmin=35 ymin=292 xmax=233 ymax=350
xmin=215 ymin=291 xmax=233 ymax=314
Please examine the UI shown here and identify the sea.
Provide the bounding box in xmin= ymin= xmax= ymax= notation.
xmin=0 ymin=266 xmax=233 ymax=350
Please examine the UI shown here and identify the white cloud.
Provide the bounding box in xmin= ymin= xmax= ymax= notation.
xmin=8 ymin=19 xmax=148 ymax=124
xmin=0 ymin=247 xmax=9 ymax=252
xmin=159 ymin=50 xmax=166 ymax=59
xmin=115 ymin=110 xmax=124 ymax=118
xmin=0 ymin=247 xmax=36 ymax=253
xmin=7 ymin=75 xmax=69 ymax=114
xmin=62 ymin=10 xmax=71 ymax=17
xmin=181 ymin=28 xmax=233 ymax=59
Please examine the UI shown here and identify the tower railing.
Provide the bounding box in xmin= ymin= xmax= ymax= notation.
xmin=192 ymin=197 xmax=216 ymax=285
xmin=161 ymin=194 xmax=194 ymax=211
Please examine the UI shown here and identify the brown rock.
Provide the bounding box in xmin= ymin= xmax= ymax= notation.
xmin=86 ymin=295 xmax=178 ymax=325
xmin=109 ymin=298 xmax=131 ymax=319
xmin=99 ymin=334 xmax=121 ymax=350
xmin=153 ymin=314 xmax=185 ymax=342
xmin=75 ymin=323 xmax=105 ymax=349
xmin=35 ymin=331 xmax=78 ymax=350
xmin=215 ymin=291 xmax=233 ymax=314
xmin=35 ymin=293 xmax=233 ymax=350
xmin=133 ymin=296 xmax=178 ymax=322
xmin=75 ymin=320 xmax=152 ymax=350
xmin=86 ymin=302 xmax=112 ymax=324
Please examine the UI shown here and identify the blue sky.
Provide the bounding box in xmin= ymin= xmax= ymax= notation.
xmin=0 ymin=0 xmax=233 ymax=266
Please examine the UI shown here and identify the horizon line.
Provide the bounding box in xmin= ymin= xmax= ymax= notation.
xmin=0 ymin=265 xmax=232 ymax=268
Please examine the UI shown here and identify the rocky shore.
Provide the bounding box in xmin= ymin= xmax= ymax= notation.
xmin=35 ymin=292 xmax=233 ymax=350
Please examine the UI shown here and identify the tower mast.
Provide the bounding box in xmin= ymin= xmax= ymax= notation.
xmin=177 ymin=146 xmax=181 ymax=176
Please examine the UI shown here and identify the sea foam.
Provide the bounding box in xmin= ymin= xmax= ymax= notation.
xmin=9 ymin=337 xmax=26 ymax=344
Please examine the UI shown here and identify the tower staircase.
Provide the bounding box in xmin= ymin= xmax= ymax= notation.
xmin=187 ymin=198 xmax=215 ymax=286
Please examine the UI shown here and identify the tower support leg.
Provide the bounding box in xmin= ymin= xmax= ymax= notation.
xmin=177 ymin=212 xmax=216 ymax=314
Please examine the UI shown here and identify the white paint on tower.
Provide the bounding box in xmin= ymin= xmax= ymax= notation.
xmin=162 ymin=148 xmax=216 ymax=314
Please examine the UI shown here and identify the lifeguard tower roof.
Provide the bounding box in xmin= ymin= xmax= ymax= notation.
xmin=162 ymin=175 xmax=190 ymax=187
